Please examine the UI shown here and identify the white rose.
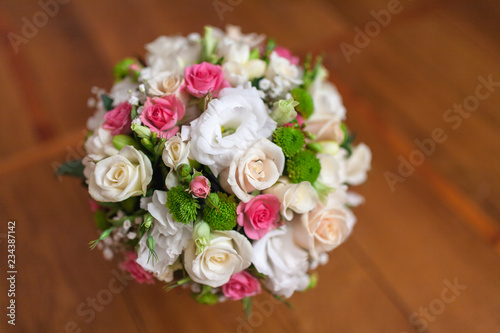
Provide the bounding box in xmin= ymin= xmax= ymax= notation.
xmin=147 ymin=71 xmax=184 ymax=96
xmin=224 ymin=25 xmax=266 ymax=48
xmin=252 ymin=226 xmax=310 ymax=298
xmin=292 ymin=203 xmax=354 ymax=260
xmin=345 ymin=143 xmax=371 ymax=185
xmin=136 ymin=191 xmax=192 ymax=282
xmin=84 ymin=127 xmax=119 ymax=161
xmin=162 ymin=134 xmax=191 ymax=169
xmin=265 ymin=52 xmax=302 ymax=87
xmin=145 ymin=36 xmax=201 ymax=75
xmin=264 ymin=177 xmax=319 ymax=220
xmin=88 ymin=146 xmax=153 ymax=202
xmin=220 ymin=139 xmax=285 ymax=202
xmin=186 ymin=85 xmax=277 ymax=176
xmin=184 ymin=230 xmax=253 ymax=288
xmin=316 ymin=151 xmax=347 ymax=188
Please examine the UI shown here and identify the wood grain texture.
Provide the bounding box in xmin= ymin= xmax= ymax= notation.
xmin=0 ymin=0 xmax=499 ymax=332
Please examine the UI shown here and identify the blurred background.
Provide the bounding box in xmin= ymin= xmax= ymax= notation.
xmin=0 ymin=0 xmax=499 ymax=332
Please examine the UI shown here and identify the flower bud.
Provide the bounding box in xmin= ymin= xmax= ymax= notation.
xmin=270 ymin=99 xmax=299 ymax=125
xmin=193 ymin=221 xmax=211 ymax=255
xmin=177 ymin=164 xmax=193 ymax=183
xmin=131 ymin=123 xmax=152 ymax=139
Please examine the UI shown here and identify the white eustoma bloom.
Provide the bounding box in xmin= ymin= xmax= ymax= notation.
xmin=252 ymin=226 xmax=310 ymax=298
xmin=265 ymin=52 xmax=302 ymax=89
xmin=184 ymin=230 xmax=253 ymax=288
xmin=186 ymin=85 xmax=277 ymax=176
xmin=345 ymin=143 xmax=372 ymax=185
xmin=316 ymin=151 xmax=347 ymax=189
xmin=110 ymin=78 xmax=139 ymax=107
xmin=145 ymin=35 xmax=201 ymax=75
xmin=263 ymin=177 xmax=319 ymax=221
xmin=84 ymin=127 xmax=119 ymax=161
xmin=88 ymin=146 xmax=153 ymax=202
xmin=136 ymin=191 xmax=192 ymax=282
xmin=306 ymin=79 xmax=346 ymax=142
xmin=220 ymin=139 xmax=285 ymax=202
xmin=217 ymin=37 xmax=266 ymax=86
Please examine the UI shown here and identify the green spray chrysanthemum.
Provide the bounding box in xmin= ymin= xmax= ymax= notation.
xmin=166 ymin=185 xmax=200 ymax=224
xmin=272 ymin=126 xmax=305 ymax=158
xmin=203 ymin=192 xmax=237 ymax=231
xmin=286 ymin=150 xmax=321 ymax=184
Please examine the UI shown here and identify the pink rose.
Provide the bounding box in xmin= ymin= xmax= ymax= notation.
xmin=274 ymin=46 xmax=299 ymax=65
xmin=140 ymin=95 xmax=185 ymax=139
xmin=121 ymin=252 xmax=155 ymax=284
xmin=103 ymin=102 xmax=132 ymax=135
xmin=183 ymin=62 xmax=230 ymax=98
xmin=237 ymin=194 xmax=281 ymax=240
xmin=189 ymin=175 xmax=210 ymax=199
xmin=222 ymin=271 xmax=261 ymax=300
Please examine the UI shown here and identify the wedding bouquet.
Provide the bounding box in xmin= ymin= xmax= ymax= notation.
xmin=60 ymin=25 xmax=371 ymax=307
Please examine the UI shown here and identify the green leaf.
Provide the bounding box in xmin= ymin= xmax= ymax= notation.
xmin=242 ymin=297 xmax=252 ymax=318
xmin=249 ymin=47 xmax=260 ymax=60
xmin=55 ymin=159 xmax=85 ymax=179
xmin=121 ymin=197 xmax=138 ymax=214
xmin=101 ymin=94 xmax=114 ymax=111
xmin=290 ymin=88 xmax=314 ymax=119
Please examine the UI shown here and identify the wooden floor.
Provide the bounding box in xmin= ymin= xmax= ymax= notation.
xmin=1 ymin=0 xmax=499 ymax=332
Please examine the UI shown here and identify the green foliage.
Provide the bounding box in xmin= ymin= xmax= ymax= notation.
xmin=203 ymin=192 xmax=237 ymax=231
xmin=166 ymin=185 xmax=200 ymax=224
xmin=301 ymin=54 xmax=324 ymax=90
xmin=272 ymin=126 xmax=305 ymax=158
xmin=101 ymin=94 xmax=114 ymax=111
xmin=55 ymin=159 xmax=85 ymax=180
xmin=113 ymin=58 xmax=136 ymax=82
xmin=242 ymin=297 xmax=252 ymax=318
xmin=286 ymin=150 xmax=321 ymax=184
xmin=94 ymin=210 xmax=110 ymax=231
xmin=290 ymin=88 xmax=314 ymax=120
xmin=193 ymin=285 xmax=218 ymax=305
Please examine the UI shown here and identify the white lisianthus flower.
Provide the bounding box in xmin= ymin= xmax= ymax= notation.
xmin=186 ymin=85 xmax=277 ymax=176
xmin=136 ymin=191 xmax=192 ymax=282
xmin=316 ymin=151 xmax=347 ymax=189
xmin=224 ymin=25 xmax=266 ymax=48
xmin=145 ymin=36 xmax=201 ymax=75
xmin=147 ymin=71 xmax=184 ymax=96
xmin=345 ymin=143 xmax=372 ymax=185
xmin=84 ymin=127 xmax=119 ymax=161
xmin=252 ymin=226 xmax=310 ymax=298
xmin=88 ymin=146 xmax=153 ymax=202
xmin=306 ymin=80 xmax=346 ymax=142
xmin=184 ymin=230 xmax=253 ymax=288
xmin=110 ymin=78 xmax=139 ymax=107
xmin=219 ymin=138 xmax=285 ymax=202
xmin=217 ymin=37 xmax=266 ymax=86
xmin=263 ymin=177 xmax=319 ymax=220
xmin=265 ymin=52 xmax=303 ymax=88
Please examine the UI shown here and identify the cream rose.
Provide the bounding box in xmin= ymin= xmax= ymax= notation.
xmin=219 ymin=139 xmax=285 ymax=202
xmin=292 ymin=204 xmax=353 ymax=260
xmin=263 ymin=177 xmax=319 ymax=220
xmin=162 ymin=134 xmax=191 ymax=169
xmin=345 ymin=143 xmax=371 ymax=185
xmin=184 ymin=230 xmax=253 ymax=288
xmin=88 ymin=146 xmax=153 ymax=202
xmin=316 ymin=152 xmax=347 ymax=189
xmin=147 ymin=71 xmax=184 ymax=96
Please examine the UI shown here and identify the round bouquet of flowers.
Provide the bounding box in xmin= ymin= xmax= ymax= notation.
xmin=60 ymin=25 xmax=371 ymax=307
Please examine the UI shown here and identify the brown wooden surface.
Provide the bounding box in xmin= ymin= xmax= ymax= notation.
xmin=1 ymin=0 xmax=499 ymax=332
